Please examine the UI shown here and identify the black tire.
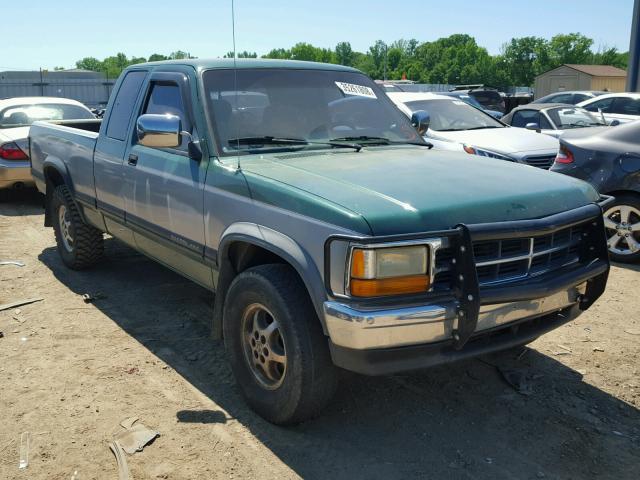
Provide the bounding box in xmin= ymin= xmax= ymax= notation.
xmin=603 ymin=193 xmax=640 ymax=263
xmin=223 ymin=264 xmax=337 ymax=425
xmin=51 ymin=184 xmax=104 ymax=270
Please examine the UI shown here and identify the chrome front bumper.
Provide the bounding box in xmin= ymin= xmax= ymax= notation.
xmin=0 ymin=160 xmax=33 ymax=188
xmin=324 ymin=283 xmax=586 ymax=350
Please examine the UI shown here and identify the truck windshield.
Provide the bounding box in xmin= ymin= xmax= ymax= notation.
xmin=0 ymin=103 xmax=95 ymax=128
xmin=202 ymin=68 xmax=424 ymax=154
xmin=405 ymin=99 xmax=504 ymax=132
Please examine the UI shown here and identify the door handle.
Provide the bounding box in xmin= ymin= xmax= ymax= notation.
xmin=128 ymin=154 xmax=138 ymax=166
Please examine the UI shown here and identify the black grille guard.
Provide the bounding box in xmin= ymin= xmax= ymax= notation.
xmin=325 ymin=200 xmax=611 ymax=351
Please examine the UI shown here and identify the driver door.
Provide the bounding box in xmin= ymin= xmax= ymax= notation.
xmin=123 ymin=71 xmax=213 ymax=289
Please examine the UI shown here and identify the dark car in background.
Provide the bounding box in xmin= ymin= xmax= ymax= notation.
xmin=551 ymin=121 xmax=640 ymax=262
xmin=450 ymin=85 xmax=506 ymax=113
xmin=533 ymin=90 xmax=607 ymax=105
xmin=438 ymin=91 xmax=503 ymax=118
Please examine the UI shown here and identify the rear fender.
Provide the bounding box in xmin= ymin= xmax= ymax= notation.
xmin=42 ymin=158 xmax=78 ymax=227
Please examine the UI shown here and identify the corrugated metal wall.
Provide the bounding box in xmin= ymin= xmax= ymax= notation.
xmin=0 ymin=70 xmax=115 ymax=108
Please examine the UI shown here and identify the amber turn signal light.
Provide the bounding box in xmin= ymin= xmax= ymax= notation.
xmin=350 ymin=275 xmax=430 ymax=297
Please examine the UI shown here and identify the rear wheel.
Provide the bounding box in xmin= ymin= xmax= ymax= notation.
xmin=223 ymin=264 xmax=337 ymax=425
xmin=52 ymin=185 xmax=104 ymax=269
xmin=603 ymin=194 xmax=640 ymax=263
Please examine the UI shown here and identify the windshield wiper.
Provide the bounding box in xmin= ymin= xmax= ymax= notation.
xmin=227 ymin=136 xmax=362 ymax=152
xmin=331 ymin=135 xmax=434 ymax=149
xmin=330 ymin=135 xmax=392 ymax=145
xmin=464 ymin=126 xmax=502 ymax=130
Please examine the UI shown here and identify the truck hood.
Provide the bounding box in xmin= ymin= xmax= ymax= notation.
xmin=241 ymin=146 xmax=599 ymax=236
xmin=430 ymin=127 xmax=559 ymax=155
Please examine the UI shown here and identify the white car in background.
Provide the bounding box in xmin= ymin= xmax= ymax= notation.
xmin=0 ymin=97 xmax=96 ymax=189
xmin=500 ymin=103 xmax=609 ymax=138
xmin=387 ymin=92 xmax=560 ymax=169
xmin=577 ymin=92 xmax=640 ymax=125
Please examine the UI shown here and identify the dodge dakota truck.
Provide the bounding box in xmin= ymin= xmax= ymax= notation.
xmin=30 ymin=59 xmax=610 ymax=424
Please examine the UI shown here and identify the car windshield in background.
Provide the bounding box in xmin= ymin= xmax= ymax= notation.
xmin=405 ymin=99 xmax=504 ymax=132
xmin=457 ymin=95 xmax=484 ymax=110
xmin=202 ymin=69 xmax=423 ymax=154
xmin=0 ymin=104 xmax=94 ymax=128
xmin=547 ymin=107 xmax=605 ymax=128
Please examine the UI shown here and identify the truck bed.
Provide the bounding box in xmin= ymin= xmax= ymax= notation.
xmin=30 ymin=120 xmax=101 ymax=201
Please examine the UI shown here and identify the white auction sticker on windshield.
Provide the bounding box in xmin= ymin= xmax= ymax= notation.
xmin=453 ymin=100 xmax=466 ymax=105
xmin=335 ymin=82 xmax=377 ymax=98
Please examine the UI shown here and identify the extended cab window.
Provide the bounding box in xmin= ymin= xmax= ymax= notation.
xmin=106 ymin=71 xmax=146 ymax=141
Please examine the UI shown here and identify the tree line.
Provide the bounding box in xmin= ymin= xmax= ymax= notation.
xmin=75 ymin=34 xmax=628 ymax=87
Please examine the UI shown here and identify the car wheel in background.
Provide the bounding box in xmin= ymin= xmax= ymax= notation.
xmin=52 ymin=185 xmax=104 ymax=269
xmin=223 ymin=264 xmax=337 ymax=425
xmin=603 ymin=194 xmax=640 ymax=263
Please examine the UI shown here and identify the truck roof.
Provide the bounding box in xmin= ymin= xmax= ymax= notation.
xmin=136 ymin=58 xmax=361 ymax=73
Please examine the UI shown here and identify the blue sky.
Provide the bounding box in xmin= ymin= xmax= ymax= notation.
xmin=4 ymin=0 xmax=635 ymax=70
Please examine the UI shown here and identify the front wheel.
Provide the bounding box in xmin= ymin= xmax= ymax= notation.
xmin=603 ymin=194 xmax=640 ymax=263
xmin=52 ymin=185 xmax=104 ymax=269
xmin=223 ymin=264 xmax=337 ymax=425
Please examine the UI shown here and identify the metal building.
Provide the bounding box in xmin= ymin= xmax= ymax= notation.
xmin=534 ymin=64 xmax=627 ymax=99
xmin=0 ymin=69 xmax=115 ymax=108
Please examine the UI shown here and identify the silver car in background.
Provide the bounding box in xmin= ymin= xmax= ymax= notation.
xmin=388 ymin=92 xmax=560 ymax=169
xmin=501 ymin=103 xmax=609 ymax=138
xmin=0 ymin=97 xmax=95 ymax=189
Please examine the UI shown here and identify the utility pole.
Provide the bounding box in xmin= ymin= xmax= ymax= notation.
xmin=627 ymin=0 xmax=640 ymax=91
xmin=383 ymin=43 xmax=388 ymax=81
xmin=39 ymin=68 xmax=44 ymax=96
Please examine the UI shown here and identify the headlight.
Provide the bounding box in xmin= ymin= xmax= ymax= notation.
xmin=349 ymin=245 xmax=430 ymax=297
xmin=463 ymin=145 xmax=513 ymax=161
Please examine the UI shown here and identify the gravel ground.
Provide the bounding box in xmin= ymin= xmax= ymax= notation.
xmin=1 ymin=189 xmax=639 ymax=480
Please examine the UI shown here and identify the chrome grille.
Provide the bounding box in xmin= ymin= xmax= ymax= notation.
xmin=524 ymin=155 xmax=555 ymax=169
xmin=472 ymin=223 xmax=585 ymax=285
xmin=432 ymin=222 xmax=587 ymax=289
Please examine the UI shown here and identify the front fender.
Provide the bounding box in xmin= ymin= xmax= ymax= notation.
xmin=212 ymin=222 xmax=328 ymax=338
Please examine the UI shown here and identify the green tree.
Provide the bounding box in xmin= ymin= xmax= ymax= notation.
xmin=335 ymin=42 xmax=354 ymax=66
xmin=224 ymin=51 xmax=258 ymax=58
xmin=591 ymin=46 xmax=628 ymax=69
xmin=148 ymin=53 xmax=169 ymax=62
xmin=548 ymin=33 xmax=593 ymax=65
xmin=263 ymin=48 xmax=291 ymax=59
xmin=75 ymin=57 xmax=103 ymax=72
xmin=290 ymin=42 xmax=321 ymax=61
xmin=499 ymin=36 xmax=550 ymax=86
xmin=169 ymin=50 xmax=191 ymax=60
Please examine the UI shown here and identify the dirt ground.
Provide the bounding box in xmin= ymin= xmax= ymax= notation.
xmin=0 ymin=189 xmax=639 ymax=480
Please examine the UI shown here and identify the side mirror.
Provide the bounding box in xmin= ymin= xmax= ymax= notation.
xmin=411 ymin=110 xmax=430 ymax=136
xmin=137 ymin=114 xmax=182 ymax=148
xmin=610 ymin=119 xmax=621 ymax=127
xmin=525 ymin=122 xmax=540 ymax=131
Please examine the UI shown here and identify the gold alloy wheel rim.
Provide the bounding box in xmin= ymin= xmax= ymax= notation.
xmin=240 ymin=303 xmax=287 ymax=390
xmin=58 ymin=205 xmax=74 ymax=252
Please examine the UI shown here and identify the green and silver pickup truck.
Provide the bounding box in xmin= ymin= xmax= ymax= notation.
xmin=30 ymin=59 xmax=610 ymax=424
